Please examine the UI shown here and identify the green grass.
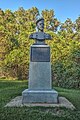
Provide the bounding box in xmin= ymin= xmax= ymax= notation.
xmin=0 ymin=79 xmax=80 ymax=120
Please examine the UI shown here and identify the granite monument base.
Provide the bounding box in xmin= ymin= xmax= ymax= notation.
xmin=22 ymin=45 xmax=58 ymax=104
xmin=22 ymin=89 xmax=58 ymax=103
xmin=29 ymin=62 xmax=51 ymax=90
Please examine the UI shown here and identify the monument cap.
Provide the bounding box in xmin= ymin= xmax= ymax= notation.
xmin=36 ymin=17 xmax=44 ymax=25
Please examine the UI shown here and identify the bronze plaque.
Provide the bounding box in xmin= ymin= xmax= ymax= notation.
xmin=30 ymin=46 xmax=50 ymax=62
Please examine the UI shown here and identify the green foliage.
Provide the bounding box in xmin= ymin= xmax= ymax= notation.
xmin=51 ymin=34 xmax=80 ymax=88
xmin=0 ymin=7 xmax=80 ymax=88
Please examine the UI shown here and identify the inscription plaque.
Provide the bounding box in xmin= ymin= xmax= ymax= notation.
xmin=30 ymin=46 xmax=50 ymax=62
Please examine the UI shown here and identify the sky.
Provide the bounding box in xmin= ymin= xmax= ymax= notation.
xmin=0 ymin=0 xmax=80 ymax=22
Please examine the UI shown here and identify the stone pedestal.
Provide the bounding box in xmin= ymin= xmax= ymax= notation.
xmin=22 ymin=45 xmax=58 ymax=103
xmin=22 ymin=89 xmax=58 ymax=103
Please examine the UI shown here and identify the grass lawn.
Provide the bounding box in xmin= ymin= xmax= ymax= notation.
xmin=0 ymin=79 xmax=80 ymax=120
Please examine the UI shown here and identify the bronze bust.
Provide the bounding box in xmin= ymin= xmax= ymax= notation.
xmin=29 ymin=18 xmax=51 ymax=45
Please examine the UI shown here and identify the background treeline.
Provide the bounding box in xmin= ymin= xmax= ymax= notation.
xmin=0 ymin=7 xmax=80 ymax=88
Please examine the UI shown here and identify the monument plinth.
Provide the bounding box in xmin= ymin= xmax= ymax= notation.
xmin=22 ymin=17 xmax=58 ymax=103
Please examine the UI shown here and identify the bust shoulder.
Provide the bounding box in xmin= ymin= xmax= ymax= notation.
xmin=29 ymin=32 xmax=37 ymax=39
xmin=44 ymin=33 xmax=51 ymax=40
xmin=29 ymin=32 xmax=51 ymax=40
xmin=29 ymin=32 xmax=45 ymax=40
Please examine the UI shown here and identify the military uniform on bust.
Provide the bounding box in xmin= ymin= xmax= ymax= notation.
xmin=29 ymin=18 xmax=51 ymax=45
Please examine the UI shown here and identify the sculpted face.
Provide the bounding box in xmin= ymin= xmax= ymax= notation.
xmin=37 ymin=19 xmax=44 ymax=32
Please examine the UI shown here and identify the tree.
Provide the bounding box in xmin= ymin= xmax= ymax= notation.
xmin=42 ymin=9 xmax=60 ymax=32
xmin=0 ymin=7 xmax=80 ymax=88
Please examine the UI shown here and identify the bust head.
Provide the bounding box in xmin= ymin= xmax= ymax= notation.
xmin=36 ymin=18 xmax=44 ymax=32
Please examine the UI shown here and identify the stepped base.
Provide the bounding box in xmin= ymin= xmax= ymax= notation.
xmin=22 ymin=89 xmax=58 ymax=104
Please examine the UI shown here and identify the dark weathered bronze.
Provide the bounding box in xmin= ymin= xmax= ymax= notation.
xmin=29 ymin=17 xmax=51 ymax=45
xmin=30 ymin=46 xmax=50 ymax=62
